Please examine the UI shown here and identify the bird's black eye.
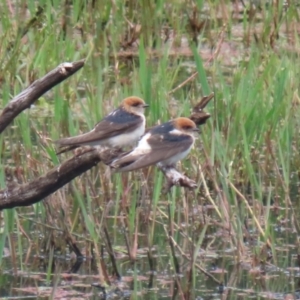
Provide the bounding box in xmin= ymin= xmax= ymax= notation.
xmin=132 ymin=102 xmax=140 ymax=107
xmin=183 ymin=126 xmax=191 ymax=130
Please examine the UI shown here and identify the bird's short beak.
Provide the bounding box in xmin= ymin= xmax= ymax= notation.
xmin=143 ymin=104 xmax=149 ymax=108
xmin=193 ymin=127 xmax=200 ymax=132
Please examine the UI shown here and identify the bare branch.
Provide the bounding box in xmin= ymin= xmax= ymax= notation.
xmin=158 ymin=164 xmax=198 ymax=192
xmin=190 ymin=92 xmax=214 ymax=126
xmin=0 ymin=60 xmax=85 ymax=134
xmin=0 ymin=148 xmax=120 ymax=210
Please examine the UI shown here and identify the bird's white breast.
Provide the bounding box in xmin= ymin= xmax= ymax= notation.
xmin=109 ymin=117 xmax=146 ymax=147
xmin=136 ymin=132 xmax=152 ymax=149
xmin=125 ymin=132 xmax=152 ymax=156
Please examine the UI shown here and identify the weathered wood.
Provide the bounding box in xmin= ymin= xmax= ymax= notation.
xmin=0 ymin=148 xmax=122 ymax=210
xmin=158 ymin=164 xmax=198 ymax=191
xmin=0 ymin=60 xmax=85 ymax=134
xmin=190 ymin=92 xmax=214 ymax=125
xmin=0 ymin=150 xmax=99 ymax=209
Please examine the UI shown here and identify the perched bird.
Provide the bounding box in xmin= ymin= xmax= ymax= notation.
xmin=111 ymin=117 xmax=199 ymax=172
xmin=55 ymin=96 xmax=149 ymax=153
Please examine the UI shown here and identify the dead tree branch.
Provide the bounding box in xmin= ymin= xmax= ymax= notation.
xmin=0 ymin=62 xmax=213 ymax=210
xmin=0 ymin=148 xmax=121 ymax=210
xmin=158 ymin=165 xmax=198 ymax=191
xmin=190 ymin=93 xmax=213 ymax=126
xmin=0 ymin=60 xmax=85 ymax=134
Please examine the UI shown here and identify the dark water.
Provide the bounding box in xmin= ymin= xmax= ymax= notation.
xmin=1 ymin=198 xmax=300 ymax=300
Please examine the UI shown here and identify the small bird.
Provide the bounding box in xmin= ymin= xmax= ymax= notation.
xmin=111 ymin=117 xmax=199 ymax=172
xmin=55 ymin=96 xmax=149 ymax=153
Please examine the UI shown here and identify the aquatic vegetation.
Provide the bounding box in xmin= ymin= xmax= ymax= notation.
xmin=1 ymin=0 xmax=300 ymax=298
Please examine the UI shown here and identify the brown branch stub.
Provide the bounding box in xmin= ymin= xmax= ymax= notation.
xmin=0 ymin=59 xmax=85 ymax=134
xmin=158 ymin=164 xmax=198 ymax=191
xmin=190 ymin=92 xmax=214 ymax=126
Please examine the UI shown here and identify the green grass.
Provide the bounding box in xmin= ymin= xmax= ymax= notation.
xmin=1 ymin=0 xmax=300 ymax=298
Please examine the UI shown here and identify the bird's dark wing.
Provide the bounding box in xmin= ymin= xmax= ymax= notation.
xmin=54 ymin=108 xmax=143 ymax=147
xmin=93 ymin=108 xmax=143 ymax=138
xmin=112 ymin=133 xmax=193 ymax=172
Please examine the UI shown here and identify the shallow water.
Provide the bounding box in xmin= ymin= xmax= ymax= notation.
xmin=1 ymin=194 xmax=300 ymax=300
